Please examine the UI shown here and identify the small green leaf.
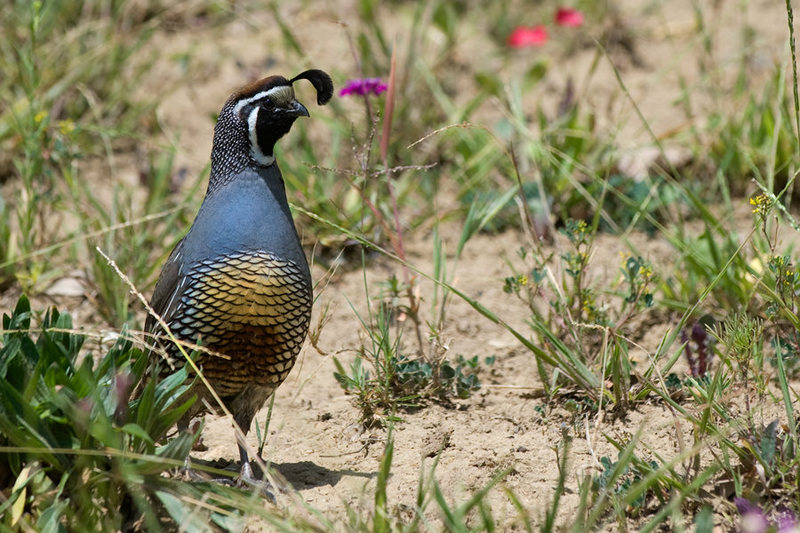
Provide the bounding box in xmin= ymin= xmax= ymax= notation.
xmin=10 ymin=464 xmax=33 ymax=526
xmin=155 ymin=490 xmax=208 ymax=531
xmin=121 ymin=423 xmax=154 ymax=444
xmin=523 ymin=61 xmax=548 ymax=91
xmin=694 ymin=505 xmax=714 ymax=533
xmin=474 ymin=72 xmax=503 ymax=97
xmin=761 ymin=419 xmax=779 ymax=466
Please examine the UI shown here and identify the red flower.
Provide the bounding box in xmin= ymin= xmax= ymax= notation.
xmin=555 ymin=7 xmax=584 ymax=27
xmin=507 ymin=25 xmax=548 ymax=48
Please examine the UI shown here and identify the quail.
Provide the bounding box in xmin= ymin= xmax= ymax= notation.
xmin=146 ymin=69 xmax=333 ymax=486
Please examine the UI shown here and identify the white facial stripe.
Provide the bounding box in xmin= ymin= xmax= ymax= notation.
xmin=233 ymin=85 xmax=294 ymax=115
xmin=247 ymin=107 xmax=275 ymax=166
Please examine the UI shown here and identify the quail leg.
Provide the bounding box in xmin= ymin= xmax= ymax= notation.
xmin=236 ymin=441 xmax=276 ymax=502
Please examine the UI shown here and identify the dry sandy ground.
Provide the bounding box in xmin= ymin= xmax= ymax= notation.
xmin=4 ymin=0 xmax=800 ymax=530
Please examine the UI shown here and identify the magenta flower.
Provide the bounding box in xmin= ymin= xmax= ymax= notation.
xmin=339 ymin=78 xmax=388 ymax=97
xmin=776 ymin=509 xmax=800 ymax=533
xmin=735 ymin=498 xmax=800 ymax=533
xmin=681 ymin=321 xmax=712 ymax=378
xmin=555 ymin=7 xmax=584 ymax=27
xmin=507 ymin=25 xmax=548 ymax=48
xmin=735 ymin=497 xmax=768 ymax=533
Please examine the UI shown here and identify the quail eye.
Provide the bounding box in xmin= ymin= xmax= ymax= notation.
xmin=261 ymin=98 xmax=275 ymax=110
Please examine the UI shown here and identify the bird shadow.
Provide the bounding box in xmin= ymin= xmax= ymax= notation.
xmin=272 ymin=460 xmax=375 ymax=490
xmin=192 ymin=456 xmax=374 ymax=491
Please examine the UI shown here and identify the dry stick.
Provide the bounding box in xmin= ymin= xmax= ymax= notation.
xmin=308 ymin=162 xmax=437 ymax=179
xmin=406 ymin=122 xmax=472 ymax=150
xmin=94 ymin=247 xmax=279 ymax=492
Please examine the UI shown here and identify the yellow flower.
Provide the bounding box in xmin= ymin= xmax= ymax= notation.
xmin=34 ymin=110 xmax=47 ymax=124
xmin=750 ymin=194 xmax=771 ymax=216
xmin=58 ymin=119 xmax=75 ymax=135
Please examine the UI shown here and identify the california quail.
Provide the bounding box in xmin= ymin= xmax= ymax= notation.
xmin=146 ymin=69 xmax=333 ymax=485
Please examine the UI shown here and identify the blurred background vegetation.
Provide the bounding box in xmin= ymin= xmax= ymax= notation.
xmin=2 ymin=0 xmax=800 ymax=530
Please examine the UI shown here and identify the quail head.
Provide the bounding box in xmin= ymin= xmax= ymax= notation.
xmin=146 ymin=69 xmax=333 ymax=488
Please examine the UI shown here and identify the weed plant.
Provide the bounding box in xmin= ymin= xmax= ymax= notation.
xmin=0 ymin=295 xmax=249 ymax=530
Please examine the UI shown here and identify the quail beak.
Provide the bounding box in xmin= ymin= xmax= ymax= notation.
xmin=283 ymin=99 xmax=310 ymax=118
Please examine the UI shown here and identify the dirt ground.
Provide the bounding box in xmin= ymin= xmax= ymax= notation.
xmin=6 ymin=0 xmax=800 ymax=530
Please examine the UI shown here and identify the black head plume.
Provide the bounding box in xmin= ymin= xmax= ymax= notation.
xmin=289 ymin=69 xmax=334 ymax=105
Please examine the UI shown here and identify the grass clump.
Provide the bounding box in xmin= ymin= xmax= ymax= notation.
xmin=333 ymin=272 xmax=495 ymax=426
xmin=500 ymin=216 xmax=657 ymax=408
xmin=0 ymin=295 xmax=251 ymax=531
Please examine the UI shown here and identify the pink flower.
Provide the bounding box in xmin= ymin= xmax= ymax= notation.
xmin=555 ymin=7 xmax=584 ymax=27
xmin=339 ymin=78 xmax=388 ymax=97
xmin=507 ymin=25 xmax=548 ymax=47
